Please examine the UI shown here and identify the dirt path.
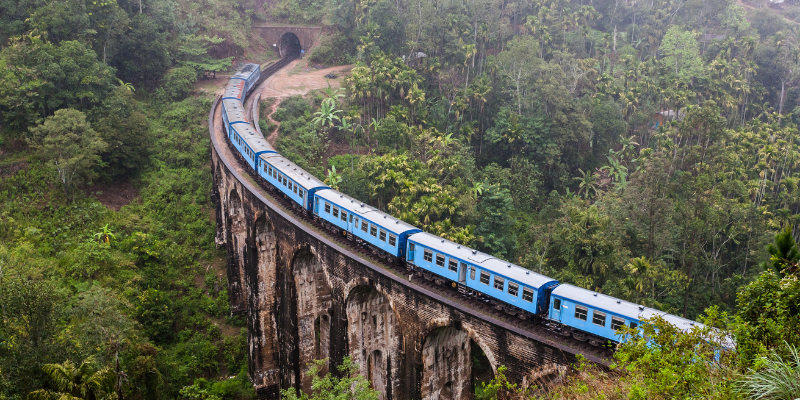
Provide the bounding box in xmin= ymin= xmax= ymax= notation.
xmin=256 ymin=59 xmax=353 ymax=145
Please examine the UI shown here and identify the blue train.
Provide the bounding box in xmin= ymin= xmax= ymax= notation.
xmin=222 ymin=63 xmax=721 ymax=348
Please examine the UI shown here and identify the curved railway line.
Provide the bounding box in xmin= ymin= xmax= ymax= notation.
xmin=209 ymin=55 xmax=616 ymax=367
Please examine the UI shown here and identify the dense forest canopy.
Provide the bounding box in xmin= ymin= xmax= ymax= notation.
xmin=2 ymin=0 xmax=800 ymax=397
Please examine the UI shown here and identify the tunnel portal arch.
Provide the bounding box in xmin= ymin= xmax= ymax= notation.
xmin=279 ymin=32 xmax=302 ymax=58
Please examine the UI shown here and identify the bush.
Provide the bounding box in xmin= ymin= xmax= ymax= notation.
xmin=158 ymin=66 xmax=199 ymax=102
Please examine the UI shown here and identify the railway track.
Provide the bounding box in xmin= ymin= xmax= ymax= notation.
xmin=222 ymin=56 xmax=615 ymax=365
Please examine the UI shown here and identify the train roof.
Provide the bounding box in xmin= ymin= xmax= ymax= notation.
xmin=231 ymin=123 xmax=274 ymax=154
xmin=233 ymin=63 xmax=260 ymax=80
xmin=552 ymin=284 xmax=644 ymax=320
xmin=408 ymin=232 xmax=558 ymax=289
xmin=552 ymin=284 xmax=707 ymax=331
xmin=314 ymin=189 xmax=420 ymax=234
xmin=223 ymin=99 xmax=248 ymax=123
xmin=260 ymin=154 xmax=327 ymax=190
xmin=223 ymin=80 xmax=245 ymax=99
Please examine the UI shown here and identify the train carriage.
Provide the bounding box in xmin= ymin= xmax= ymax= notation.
xmin=549 ymin=284 xmax=646 ymax=344
xmin=314 ymin=189 xmax=421 ymax=258
xmin=221 ymin=99 xmax=248 ymax=136
xmin=231 ymin=63 xmax=261 ymax=95
xmin=259 ymin=154 xmax=328 ymax=211
xmin=230 ymin=123 xmax=275 ymax=170
xmin=222 ymin=79 xmax=246 ymax=102
xmin=406 ymin=232 xmax=558 ymax=316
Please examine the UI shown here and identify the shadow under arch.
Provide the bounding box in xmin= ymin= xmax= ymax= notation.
xmin=344 ymin=282 xmax=404 ymax=400
xmin=419 ymin=321 xmax=497 ymax=400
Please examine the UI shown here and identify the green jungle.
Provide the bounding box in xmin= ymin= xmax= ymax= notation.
xmin=1 ymin=0 xmax=800 ymax=397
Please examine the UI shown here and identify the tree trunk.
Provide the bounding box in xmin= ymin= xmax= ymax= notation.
xmin=778 ymin=79 xmax=786 ymax=126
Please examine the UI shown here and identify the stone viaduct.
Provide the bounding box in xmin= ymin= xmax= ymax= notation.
xmin=209 ymin=70 xmax=604 ymax=398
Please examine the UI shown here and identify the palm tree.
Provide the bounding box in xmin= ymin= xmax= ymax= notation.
xmin=28 ymin=356 xmax=115 ymax=400
xmin=574 ymin=169 xmax=600 ymax=199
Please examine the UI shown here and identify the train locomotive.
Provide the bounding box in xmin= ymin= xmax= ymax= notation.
xmin=221 ymin=62 xmax=723 ymax=349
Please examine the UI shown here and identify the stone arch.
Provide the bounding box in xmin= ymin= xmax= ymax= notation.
xmin=279 ymin=246 xmax=333 ymax=393
xmin=226 ymin=187 xmax=247 ymax=315
xmin=419 ymin=323 xmax=496 ymax=400
xmin=279 ymin=32 xmax=302 ymax=57
xmin=246 ymin=214 xmax=279 ymax=389
xmin=344 ymin=283 xmax=402 ymax=400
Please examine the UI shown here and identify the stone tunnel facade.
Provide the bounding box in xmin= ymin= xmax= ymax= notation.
xmin=209 ymin=102 xmax=579 ymax=399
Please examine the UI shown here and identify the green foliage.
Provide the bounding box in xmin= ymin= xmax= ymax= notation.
xmin=280 ymin=357 xmax=380 ymax=400
xmin=0 ymin=38 xmax=117 ymax=134
xmin=158 ymin=66 xmax=199 ymax=102
xmin=474 ymin=366 xmax=529 ymax=400
xmin=614 ymin=313 xmax=737 ymax=399
xmin=736 ymin=342 xmax=800 ymax=400
xmin=474 ymin=184 xmax=516 ymax=259
xmin=28 ymin=356 xmax=116 ymax=400
xmin=178 ymin=367 xmax=255 ymax=400
xmin=28 ymin=108 xmax=108 ymax=200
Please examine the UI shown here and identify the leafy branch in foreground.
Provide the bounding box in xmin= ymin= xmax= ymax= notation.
xmin=736 ymin=342 xmax=800 ymax=400
xmin=281 ymin=357 xmax=379 ymax=400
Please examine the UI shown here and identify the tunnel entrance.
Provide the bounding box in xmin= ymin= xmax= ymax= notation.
xmin=279 ymin=32 xmax=302 ymax=58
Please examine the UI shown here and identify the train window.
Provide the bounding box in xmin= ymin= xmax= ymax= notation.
xmin=332 ymin=207 xmax=339 ymax=218
xmin=409 ymin=243 xmax=415 ymax=251
xmin=379 ymin=229 xmax=386 ymax=242
xmin=553 ymin=298 xmax=561 ymax=309
xmin=324 ymin=202 xmax=331 ymax=214
xmin=293 ymin=185 xmax=298 ymax=194
xmin=264 ymin=165 xmax=268 ymax=173
xmin=575 ymin=306 xmax=588 ymax=321
xmin=288 ymin=181 xmax=293 ymax=190
xmin=349 ymin=214 xmax=353 ymax=223
xmin=448 ymin=259 xmax=458 ymax=272
xmin=470 ymin=267 xmax=476 ymax=280
xmin=522 ymin=288 xmax=534 ymax=302
xmin=298 ymin=188 xmax=304 ymax=198
xmin=611 ymin=317 xmax=625 ymax=331
xmin=424 ymin=250 xmax=433 ymax=262
xmin=493 ymin=276 xmax=504 ymax=291
xmin=435 ymin=254 xmax=445 ymax=267
xmin=370 ymin=225 xmax=377 ymax=237
xmin=273 ymin=169 xmax=277 ymax=178
xmin=388 ymin=234 xmax=396 ymax=247
xmin=361 ymin=221 xmax=368 ymax=232
xmin=592 ymin=311 xmax=606 ymax=326
xmin=479 ymin=271 xmax=490 ymax=285
xmin=341 ymin=211 xmax=347 ymax=222
xmin=629 ymin=322 xmax=638 ymax=329
xmin=282 ymin=176 xmax=287 ymax=186
xmin=508 ymin=282 xmax=519 ymax=296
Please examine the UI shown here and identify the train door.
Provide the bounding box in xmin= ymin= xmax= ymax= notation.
xmin=408 ymin=242 xmax=415 ymax=261
xmin=550 ymin=297 xmax=562 ymax=321
xmin=458 ymin=262 xmax=467 ymax=284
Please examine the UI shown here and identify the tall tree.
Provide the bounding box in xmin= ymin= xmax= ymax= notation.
xmin=28 ymin=109 xmax=107 ymax=201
